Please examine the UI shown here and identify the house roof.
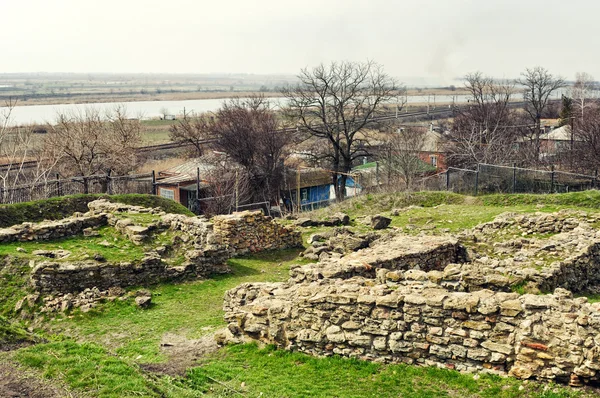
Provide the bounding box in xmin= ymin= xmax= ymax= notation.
xmin=283 ymin=167 xmax=332 ymax=189
xmin=422 ymin=130 xmax=444 ymax=153
xmin=159 ymin=158 xmax=216 ymax=178
xmin=156 ymin=158 xmax=217 ymax=186
xmin=540 ymin=125 xmax=573 ymax=141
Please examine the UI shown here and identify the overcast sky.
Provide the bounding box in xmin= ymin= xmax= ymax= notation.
xmin=2 ymin=0 xmax=598 ymax=83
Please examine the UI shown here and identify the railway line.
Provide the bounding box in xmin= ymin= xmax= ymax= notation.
xmin=0 ymin=108 xmax=456 ymax=172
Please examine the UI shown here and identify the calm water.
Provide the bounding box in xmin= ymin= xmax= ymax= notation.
xmin=2 ymin=95 xmax=474 ymax=126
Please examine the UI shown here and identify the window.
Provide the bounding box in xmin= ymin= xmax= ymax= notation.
xmin=301 ymin=188 xmax=308 ymax=202
xmin=430 ymin=155 xmax=438 ymax=167
xmin=159 ymin=188 xmax=175 ymax=200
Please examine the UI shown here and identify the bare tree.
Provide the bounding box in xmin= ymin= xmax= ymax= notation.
xmin=198 ymin=158 xmax=250 ymax=216
xmin=518 ymin=67 xmax=566 ymax=161
xmin=282 ymin=61 xmax=398 ymax=201
xmin=570 ymin=72 xmax=596 ymax=121
xmin=211 ymin=96 xmax=289 ymax=204
xmin=571 ymin=103 xmax=600 ymax=172
xmin=45 ymin=106 xmax=141 ymax=192
xmin=380 ymin=127 xmax=427 ymax=189
xmin=446 ymin=72 xmax=519 ymax=168
xmin=0 ymin=100 xmax=61 ymax=195
xmin=169 ymin=111 xmax=213 ymax=157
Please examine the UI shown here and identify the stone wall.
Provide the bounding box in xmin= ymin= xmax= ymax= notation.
xmin=457 ymin=211 xmax=600 ymax=294
xmin=291 ymin=235 xmax=465 ymax=283
xmin=20 ymin=201 xmax=302 ymax=294
xmin=213 ymin=211 xmax=303 ymax=255
xmin=0 ymin=214 xmax=108 ymax=243
xmin=223 ymin=214 xmax=600 ymax=386
xmin=224 ymin=277 xmax=600 ymax=386
xmin=31 ymin=247 xmax=230 ymax=294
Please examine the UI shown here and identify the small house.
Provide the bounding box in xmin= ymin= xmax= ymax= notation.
xmin=281 ymin=167 xmax=360 ymax=212
xmin=155 ymin=159 xmax=213 ymax=211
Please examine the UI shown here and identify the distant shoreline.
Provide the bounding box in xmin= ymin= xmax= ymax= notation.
xmin=2 ymin=88 xmax=469 ymax=108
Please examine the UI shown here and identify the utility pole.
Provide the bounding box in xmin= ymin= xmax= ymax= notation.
xmin=235 ymin=169 xmax=239 ymax=212
xmin=570 ymin=116 xmax=575 ymax=171
xmin=427 ymin=95 xmax=430 ymax=114
xmin=296 ymin=169 xmax=301 ymax=213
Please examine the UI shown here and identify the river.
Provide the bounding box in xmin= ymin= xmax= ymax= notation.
xmin=1 ymin=94 xmax=473 ymax=126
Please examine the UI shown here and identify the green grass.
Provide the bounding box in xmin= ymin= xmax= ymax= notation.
xmin=0 ymin=194 xmax=193 ymax=228
xmin=181 ymin=343 xmax=583 ymax=398
xmin=44 ymin=249 xmax=309 ymax=363
xmin=306 ymin=191 xmax=600 ymax=221
xmin=113 ymin=212 xmax=162 ymax=226
xmin=0 ymin=257 xmax=30 ymax=315
xmin=353 ymin=161 xmax=378 ymax=170
xmin=481 ymin=190 xmax=600 ymax=208
xmin=0 ymin=316 xmax=32 ymax=345
xmin=15 ymin=341 xmax=162 ymax=398
xmin=0 ymin=226 xmax=147 ymax=263
xmin=8 ymin=191 xmax=600 ymax=397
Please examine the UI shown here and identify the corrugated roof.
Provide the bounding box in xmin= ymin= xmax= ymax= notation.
xmin=159 ymin=158 xmax=216 ymax=178
xmin=157 ymin=158 xmax=218 ymax=186
xmin=282 ymin=167 xmax=332 ymax=189
xmin=156 ymin=175 xmax=197 ymax=185
xmin=540 ymin=125 xmax=573 ymax=141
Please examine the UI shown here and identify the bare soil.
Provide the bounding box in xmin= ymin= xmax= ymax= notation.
xmin=0 ymin=361 xmax=73 ymax=398
xmin=140 ymin=332 xmax=220 ymax=377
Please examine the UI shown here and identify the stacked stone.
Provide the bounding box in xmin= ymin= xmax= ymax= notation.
xmin=38 ymin=287 xmax=125 ymax=313
xmin=301 ymin=228 xmax=380 ymax=260
xmin=224 ymin=276 xmax=600 ymax=386
xmin=161 ymin=213 xmax=217 ymax=246
xmin=459 ymin=212 xmax=600 ymax=294
xmin=291 ymin=235 xmax=465 ymax=283
xmin=87 ymin=199 xmax=165 ymax=215
xmin=472 ymin=210 xmax=597 ymax=236
xmin=0 ymin=214 xmax=108 ymax=243
xmin=30 ymin=246 xmax=233 ymax=294
xmin=212 ymin=211 xmax=302 ymax=255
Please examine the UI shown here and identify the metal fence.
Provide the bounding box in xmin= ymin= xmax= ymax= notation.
xmin=421 ymin=163 xmax=598 ymax=196
xmin=0 ymin=172 xmax=154 ymax=204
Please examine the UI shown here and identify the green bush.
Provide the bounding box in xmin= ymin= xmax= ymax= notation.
xmin=0 ymin=194 xmax=193 ymax=227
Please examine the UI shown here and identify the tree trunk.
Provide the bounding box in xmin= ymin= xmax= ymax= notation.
xmin=336 ymin=174 xmax=347 ymax=201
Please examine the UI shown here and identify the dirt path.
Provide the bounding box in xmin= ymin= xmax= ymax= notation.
xmin=0 ymin=360 xmax=73 ymax=398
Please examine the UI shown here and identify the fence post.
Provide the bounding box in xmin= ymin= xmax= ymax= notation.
xmin=296 ymin=169 xmax=301 ymax=213
xmin=446 ymin=168 xmax=450 ymax=191
xmin=107 ymin=169 xmax=113 ymax=195
xmin=56 ymin=173 xmax=62 ymax=196
xmin=196 ymin=167 xmax=201 ymax=208
xmin=151 ymin=170 xmax=157 ymax=195
xmin=474 ymin=164 xmax=480 ymax=196
xmin=512 ymin=163 xmax=517 ymax=193
xmin=550 ymin=165 xmax=555 ymax=194
xmin=235 ymin=170 xmax=239 ymax=212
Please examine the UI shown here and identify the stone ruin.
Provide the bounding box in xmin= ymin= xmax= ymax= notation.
xmin=223 ymin=210 xmax=600 ymax=386
xmin=1 ymin=199 xmax=302 ymax=298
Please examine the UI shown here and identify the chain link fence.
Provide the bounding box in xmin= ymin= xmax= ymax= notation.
xmin=0 ymin=172 xmax=154 ymax=205
xmin=422 ymin=163 xmax=598 ymax=196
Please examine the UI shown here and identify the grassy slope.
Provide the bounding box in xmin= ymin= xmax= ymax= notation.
xmin=0 ymin=316 xmax=32 ymax=346
xmin=5 ymin=191 xmax=600 ymax=397
xmin=0 ymin=194 xmax=193 ymax=228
